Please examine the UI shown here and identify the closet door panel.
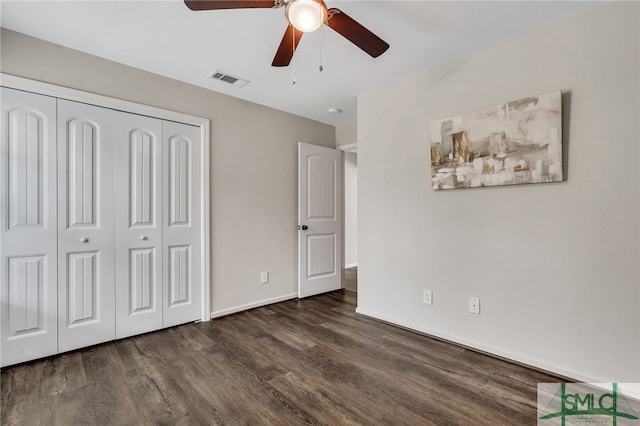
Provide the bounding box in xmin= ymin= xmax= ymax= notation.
xmin=162 ymin=121 xmax=201 ymax=327
xmin=115 ymin=112 xmax=163 ymax=338
xmin=1 ymin=88 xmax=58 ymax=366
xmin=57 ymin=99 xmax=115 ymax=353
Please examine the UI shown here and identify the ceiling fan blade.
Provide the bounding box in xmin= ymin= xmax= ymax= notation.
xmin=184 ymin=0 xmax=276 ymax=11
xmin=272 ymin=24 xmax=303 ymax=67
xmin=325 ymin=8 xmax=389 ymax=58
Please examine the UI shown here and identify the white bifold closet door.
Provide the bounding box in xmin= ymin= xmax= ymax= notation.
xmin=114 ymin=113 xmax=163 ymax=339
xmin=0 ymin=88 xmax=58 ymax=366
xmin=1 ymin=88 xmax=203 ymax=366
xmin=56 ymin=99 xmax=116 ymax=353
xmin=162 ymin=120 xmax=201 ymax=327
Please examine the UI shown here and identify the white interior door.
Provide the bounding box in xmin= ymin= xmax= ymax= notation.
xmin=57 ymin=99 xmax=116 ymax=353
xmin=114 ymin=112 xmax=163 ymax=339
xmin=1 ymin=88 xmax=58 ymax=367
xmin=162 ymin=120 xmax=201 ymax=327
xmin=298 ymin=142 xmax=342 ymax=298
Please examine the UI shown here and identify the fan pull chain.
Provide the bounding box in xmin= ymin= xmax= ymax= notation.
xmin=319 ymin=26 xmax=324 ymax=72
xmin=292 ymin=27 xmax=296 ymax=85
xmin=292 ymin=58 xmax=296 ymax=85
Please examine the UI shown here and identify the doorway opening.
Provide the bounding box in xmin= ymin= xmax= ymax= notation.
xmin=343 ymin=147 xmax=357 ymax=293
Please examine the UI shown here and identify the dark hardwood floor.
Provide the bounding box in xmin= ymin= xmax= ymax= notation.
xmin=1 ymin=290 xmax=559 ymax=425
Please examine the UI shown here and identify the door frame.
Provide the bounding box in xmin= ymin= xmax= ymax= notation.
xmin=0 ymin=73 xmax=211 ymax=323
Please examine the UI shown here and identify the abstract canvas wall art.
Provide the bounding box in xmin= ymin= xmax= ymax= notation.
xmin=430 ymin=91 xmax=563 ymax=190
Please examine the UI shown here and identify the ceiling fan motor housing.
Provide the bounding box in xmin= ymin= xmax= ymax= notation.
xmin=285 ymin=0 xmax=328 ymax=33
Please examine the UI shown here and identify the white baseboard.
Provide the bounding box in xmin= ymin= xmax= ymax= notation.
xmin=211 ymin=293 xmax=298 ymax=319
xmin=344 ymin=263 xmax=358 ymax=269
xmin=355 ymin=307 xmax=612 ymax=385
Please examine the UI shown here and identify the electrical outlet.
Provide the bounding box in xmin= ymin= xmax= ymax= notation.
xmin=469 ymin=297 xmax=480 ymax=314
xmin=260 ymin=271 xmax=269 ymax=284
xmin=423 ymin=290 xmax=433 ymax=305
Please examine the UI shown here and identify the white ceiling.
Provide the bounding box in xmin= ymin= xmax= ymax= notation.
xmin=1 ymin=0 xmax=604 ymax=125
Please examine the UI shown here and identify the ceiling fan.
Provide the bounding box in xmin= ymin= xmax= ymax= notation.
xmin=184 ymin=0 xmax=390 ymax=67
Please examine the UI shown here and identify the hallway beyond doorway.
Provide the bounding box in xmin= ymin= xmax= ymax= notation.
xmin=343 ymin=267 xmax=357 ymax=293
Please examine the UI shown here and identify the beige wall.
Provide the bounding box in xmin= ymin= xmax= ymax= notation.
xmin=0 ymin=28 xmax=335 ymax=316
xmin=357 ymin=2 xmax=639 ymax=382
xmin=335 ymin=121 xmax=357 ymax=148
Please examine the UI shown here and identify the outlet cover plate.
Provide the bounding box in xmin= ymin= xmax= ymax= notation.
xmin=423 ymin=290 xmax=433 ymax=305
xmin=469 ymin=297 xmax=480 ymax=314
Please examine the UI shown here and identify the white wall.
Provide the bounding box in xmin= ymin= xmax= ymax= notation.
xmin=344 ymin=152 xmax=358 ymax=268
xmin=357 ymin=2 xmax=639 ymax=382
xmin=0 ymin=28 xmax=335 ymax=317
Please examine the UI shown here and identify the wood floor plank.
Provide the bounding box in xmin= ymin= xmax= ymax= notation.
xmin=46 ymin=386 xmax=97 ymax=426
xmin=39 ymin=352 xmax=88 ymax=397
xmin=79 ymin=344 xmax=141 ymax=426
xmin=268 ymin=371 xmax=372 ymax=425
xmin=1 ymin=358 xmax=54 ymax=425
xmin=1 ymin=289 xmax=563 ymax=425
xmin=124 ymin=363 xmax=207 ymax=425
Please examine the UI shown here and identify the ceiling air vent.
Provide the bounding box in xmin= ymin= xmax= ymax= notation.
xmin=208 ymin=70 xmax=249 ymax=88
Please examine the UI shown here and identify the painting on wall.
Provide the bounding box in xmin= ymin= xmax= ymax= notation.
xmin=430 ymin=90 xmax=562 ymax=190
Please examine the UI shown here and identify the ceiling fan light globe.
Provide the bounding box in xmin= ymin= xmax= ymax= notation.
xmin=286 ymin=0 xmax=327 ymax=33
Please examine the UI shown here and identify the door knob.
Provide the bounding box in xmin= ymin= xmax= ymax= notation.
xmin=80 ymin=237 xmax=89 ymax=243
xmin=140 ymin=235 xmax=148 ymax=240
xmin=300 ymin=225 xmax=308 ymax=230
